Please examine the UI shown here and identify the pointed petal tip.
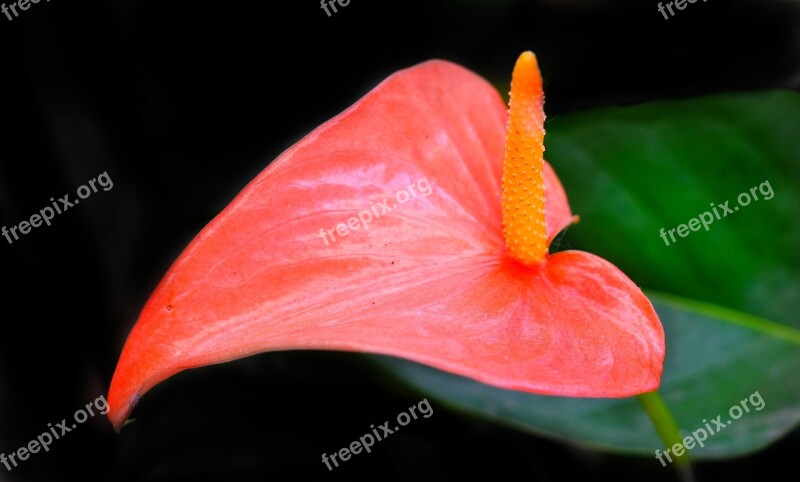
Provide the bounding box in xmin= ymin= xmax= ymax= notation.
xmin=107 ymin=382 xmax=138 ymax=432
xmin=106 ymin=350 xmax=142 ymax=431
xmin=107 ymin=328 xmax=183 ymax=432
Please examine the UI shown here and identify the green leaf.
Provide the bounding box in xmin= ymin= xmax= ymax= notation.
xmin=375 ymin=90 xmax=800 ymax=458
xmin=548 ymin=90 xmax=800 ymax=327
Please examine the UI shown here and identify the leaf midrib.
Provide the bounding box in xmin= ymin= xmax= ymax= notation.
xmin=647 ymin=289 xmax=800 ymax=346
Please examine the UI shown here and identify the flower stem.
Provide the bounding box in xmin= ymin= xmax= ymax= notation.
xmin=638 ymin=390 xmax=695 ymax=481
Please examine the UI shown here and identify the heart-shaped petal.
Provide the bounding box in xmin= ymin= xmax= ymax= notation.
xmin=108 ymin=58 xmax=663 ymax=431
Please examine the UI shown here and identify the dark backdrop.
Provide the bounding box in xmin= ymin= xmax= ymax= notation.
xmin=0 ymin=0 xmax=798 ymax=480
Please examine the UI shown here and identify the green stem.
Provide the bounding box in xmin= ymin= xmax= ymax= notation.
xmin=638 ymin=390 xmax=694 ymax=481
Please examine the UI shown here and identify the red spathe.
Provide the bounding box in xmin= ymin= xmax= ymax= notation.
xmin=107 ymin=59 xmax=664 ymax=431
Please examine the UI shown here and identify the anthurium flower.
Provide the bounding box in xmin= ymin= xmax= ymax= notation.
xmin=108 ymin=52 xmax=665 ymax=431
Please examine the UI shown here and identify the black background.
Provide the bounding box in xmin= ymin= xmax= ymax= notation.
xmin=0 ymin=0 xmax=798 ymax=480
